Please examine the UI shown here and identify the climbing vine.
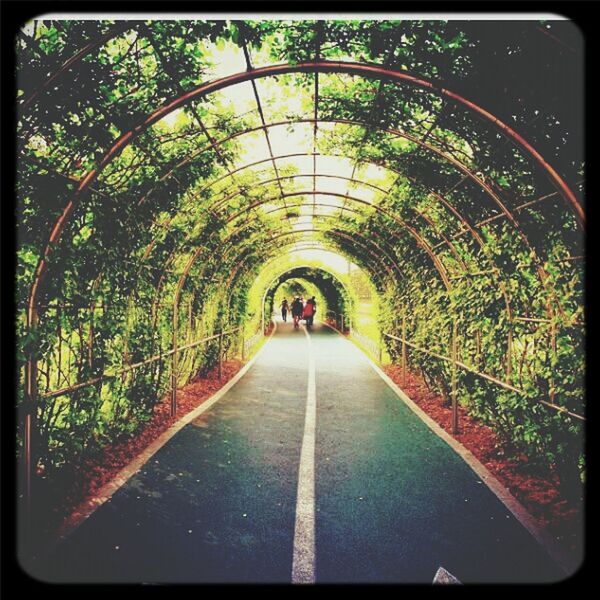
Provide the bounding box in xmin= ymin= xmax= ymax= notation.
xmin=16 ymin=18 xmax=584 ymax=507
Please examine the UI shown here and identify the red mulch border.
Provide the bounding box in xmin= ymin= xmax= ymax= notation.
xmin=48 ymin=359 xmax=245 ymax=535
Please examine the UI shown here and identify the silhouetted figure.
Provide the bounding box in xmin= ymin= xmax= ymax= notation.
xmin=280 ymin=298 xmax=289 ymax=322
xmin=291 ymin=296 xmax=304 ymax=329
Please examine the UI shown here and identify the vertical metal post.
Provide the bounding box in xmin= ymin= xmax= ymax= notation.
xmin=341 ymin=314 xmax=344 ymax=333
xmin=401 ymin=314 xmax=407 ymax=387
xmin=241 ymin=331 xmax=245 ymax=361
xmin=549 ymin=319 xmax=557 ymax=403
xmin=451 ymin=319 xmax=459 ymax=435
xmin=261 ymin=304 xmax=265 ymax=335
xmin=506 ymin=326 xmax=513 ymax=381
xmin=171 ymin=302 xmax=178 ymax=417
xmin=24 ymin=304 xmax=39 ymax=522
xmin=218 ymin=330 xmax=223 ymax=379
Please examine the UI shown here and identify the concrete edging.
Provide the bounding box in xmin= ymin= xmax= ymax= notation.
xmin=55 ymin=321 xmax=278 ymax=543
xmin=319 ymin=320 xmax=575 ymax=577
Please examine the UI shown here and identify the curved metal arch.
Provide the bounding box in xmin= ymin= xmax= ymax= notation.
xmin=220 ymin=230 xmax=395 ymax=307
xmin=151 ymin=203 xmax=401 ymax=336
xmin=138 ymin=141 xmax=558 ymax=321
xmin=139 ymin=116 xmax=561 ymax=262
xmin=150 ymin=186 xmax=454 ymax=309
xmin=206 ymin=173 xmax=468 ymax=273
xmin=92 ymin=153 xmax=518 ymax=349
xmin=222 ymin=225 xmax=402 ymax=292
xmin=262 ymin=264 xmax=353 ymax=304
xmin=167 ymin=119 xmax=558 ymax=317
xmin=68 ymin=143 xmax=525 ymax=347
xmin=19 ymin=35 xmax=583 ymax=227
xmin=169 ymin=195 xmax=451 ymax=314
xmin=20 ymin=22 xmax=139 ymax=112
xmin=51 ymin=125 xmax=559 ymax=334
xmin=174 ymin=214 xmax=408 ymax=311
xmin=227 ymin=243 xmax=385 ymax=300
xmin=223 ymin=191 xmax=453 ymax=289
xmin=28 ymin=60 xmax=583 ymax=327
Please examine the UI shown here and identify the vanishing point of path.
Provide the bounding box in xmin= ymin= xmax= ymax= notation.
xmin=32 ymin=321 xmax=563 ymax=583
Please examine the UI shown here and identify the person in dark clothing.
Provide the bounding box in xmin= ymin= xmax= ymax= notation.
xmin=280 ymin=298 xmax=289 ymax=322
xmin=291 ymin=296 xmax=304 ymax=328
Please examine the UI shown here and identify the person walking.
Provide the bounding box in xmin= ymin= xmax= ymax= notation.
xmin=303 ymin=296 xmax=317 ymax=328
xmin=291 ymin=296 xmax=304 ymax=329
xmin=280 ymin=298 xmax=289 ymax=322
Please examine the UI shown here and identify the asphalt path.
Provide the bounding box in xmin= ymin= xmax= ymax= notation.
xmin=30 ymin=321 xmax=564 ymax=583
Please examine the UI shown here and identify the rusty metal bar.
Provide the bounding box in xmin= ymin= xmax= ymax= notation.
xmin=451 ymin=319 xmax=459 ymax=435
xmin=238 ymin=25 xmax=289 ymax=218
xmin=402 ymin=313 xmax=407 ymax=387
xmin=23 ymin=303 xmax=39 ymax=521
xmin=218 ymin=330 xmax=224 ymax=379
xmin=382 ymin=332 xmax=584 ymax=421
xmin=506 ymin=326 xmax=513 ymax=381
xmin=432 ymin=184 xmax=584 ymax=249
xmin=171 ymin=300 xmax=178 ymax=417
xmin=39 ymin=327 xmax=242 ymax=401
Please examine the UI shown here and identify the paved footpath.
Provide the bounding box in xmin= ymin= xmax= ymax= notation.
xmin=33 ymin=321 xmax=564 ymax=583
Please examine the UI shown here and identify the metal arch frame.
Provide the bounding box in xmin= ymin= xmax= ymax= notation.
xmin=53 ymin=143 xmax=530 ymax=356
xmin=135 ymin=149 xmax=517 ymax=320
xmin=215 ymin=178 xmax=470 ymax=274
xmin=224 ymin=243 xmax=385 ymax=318
xmin=39 ymin=119 xmax=566 ymax=342
xmin=132 ymin=187 xmax=512 ymax=357
xmin=166 ymin=198 xmax=451 ymax=336
xmin=27 ymin=61 xmax=584 ymax=330
xmin=261 ymin=263 xmax=354 ymax=305
xmin=60 ymin=154 xmax=545 ymax=403
xmin=18 ymin=23 xmax=582 ymax=222
xmin=96 ymin=110 xmax=577 ymax=325
xmin=135 ymin=116 xmax=567 ymax=279
xmin=22 ymin=60 xmax=584 ymax=510
xmin=145 ymin=185 xmax=457 ymax=325
xmin=145 ymin=189 xmax=452 ymax=336
xmin=166 ymin=208 xmax=405 ymax=356
xmin=174 ymin=214 xmax=407 ymax=308
xmin=128 ymin=115 xmax=572 ymax=234
xmin=151 ymin=118 xmax=560 ymax=317
xmin=172 ymin=231 xmax=394 ymax=345
xmin=225 ymin=227 xmax=400 ymax=289
xmin=224 ymin=195 xmax=453 ymax=291
xmin=220 ymin=231 xmax=395 ymax=308
xmin=130 ymin=134 xmax=555 ymax=327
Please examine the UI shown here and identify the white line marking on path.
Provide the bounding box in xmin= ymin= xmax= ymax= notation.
xmin=291 ymin=324 xmax=317 ymax=584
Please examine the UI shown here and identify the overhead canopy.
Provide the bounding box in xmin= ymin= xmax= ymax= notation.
xmin=15 ymin=19 xmax=585 ymax=481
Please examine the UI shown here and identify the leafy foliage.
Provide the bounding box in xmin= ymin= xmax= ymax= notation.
xmin=16 ymin=19 xmax=584 ymax=499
